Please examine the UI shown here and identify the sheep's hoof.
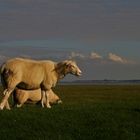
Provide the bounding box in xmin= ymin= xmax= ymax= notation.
xmin=6 ymin=106 xmax=11 ymax=110
xmin=41 ymin=104 xmax=45 ymax=108
xmin=47 ymin=105 xmax=51 ymax=109
xmin=7 ymin=108 xmax=11 ymax=110
xmin=41 ymin=101 xmax=45 ymax=108
xmin=16 ymin=104 xmax=22 ymax=108
xmin=0 ymin=104 xmax=4 ymax=110
xmin=0 ymin=107 xmax=3 ymax=110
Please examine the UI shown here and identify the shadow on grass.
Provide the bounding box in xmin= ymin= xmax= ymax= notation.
xmin=133 ymin=108 xmax=140 ymax=113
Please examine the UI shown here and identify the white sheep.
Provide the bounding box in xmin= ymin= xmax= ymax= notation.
xmin=13 ymin=88 xmax=62 ymax=108
xmin=0 ymin=58 xmax=82 ymax=110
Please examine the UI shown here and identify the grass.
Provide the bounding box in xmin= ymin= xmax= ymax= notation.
xmin=0 ymin=85 xmax=140 ymax=140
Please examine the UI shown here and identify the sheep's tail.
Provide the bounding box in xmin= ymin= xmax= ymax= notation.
xmin=0 ymin=63 xmax=6 ymax=74
xmin=0 ymin=63 xmax=7 ymax=89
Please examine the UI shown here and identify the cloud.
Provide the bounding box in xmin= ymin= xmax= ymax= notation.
xmin=108 ymin=53 xmax=135 ymax=64
xmin=0 ymin=55 xmax=7 ymax=60
xmin=69 ymin=52 xmax=85 ymax=59
xmin=0 ymin=55 xmax=9 ymax=64
xmin=68 ymin=51 xmax=136 ymax=65
xmin=69 ymin=51 xmax=103 ymax=60
xmin=90 ymin=52 xmax=103 ymax=59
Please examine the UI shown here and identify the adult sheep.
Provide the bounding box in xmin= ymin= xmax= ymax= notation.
xmin=13 ymin=88 xmax=62 ymax=108
xmin=0 ymin=58 xmax=82 ymax=110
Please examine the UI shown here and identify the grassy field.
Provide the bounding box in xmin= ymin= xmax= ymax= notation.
xmin=0 ymin=85 xmax=140 ymax=140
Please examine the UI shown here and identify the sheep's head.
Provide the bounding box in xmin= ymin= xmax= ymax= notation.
xmin=56 ymin=60 xmax=82 ymax=78
xmin=64 ymin=60 xmax=82 ymax=76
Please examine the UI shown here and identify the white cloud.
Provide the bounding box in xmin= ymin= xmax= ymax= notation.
xmin=0 ymin=55 xmax=9 ymax=64
xmin=90 ymin=52 xmax=103 ymax=59
xmin=108 ymin=53 xmax=134 ymax=64
xmin=0 ymin=55 xmax=8 ymax=60
xmin=68 ymin=51 xmax=136 ymax=65
xmin=69 ymin=52 xmax=85 ymax=59
xmin=69 ymin=51 xmax=103 ymax=60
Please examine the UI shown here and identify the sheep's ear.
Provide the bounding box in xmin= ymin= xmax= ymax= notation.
xmin=64 ymin=60 xmax=70 ymax=65
xmin=65 ymin=60 xmax=73 ymax=64
xmin=66 ymin=63 xmax=72 ymax=69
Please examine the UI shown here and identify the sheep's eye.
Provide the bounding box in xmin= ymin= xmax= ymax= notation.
xmin=71 ymin=65 xmax=75 ymax=68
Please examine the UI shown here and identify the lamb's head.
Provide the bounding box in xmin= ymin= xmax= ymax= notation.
xmin=63 ymin=60 xmax=82 ymax=76
xmin=49 ymin=92 xmax=62 ymax=105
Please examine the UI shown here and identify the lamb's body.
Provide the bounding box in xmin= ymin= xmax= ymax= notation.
xmin=13 ymin=88 xmax=62 ymax=107
xmin=0 ymin=57 xmax=82 ymax=110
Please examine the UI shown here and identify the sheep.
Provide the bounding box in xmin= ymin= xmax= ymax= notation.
xmin=0 ymin=57 xmax=82 ymax=110
xmin=13 ymin=88 xmax=62 ymax=108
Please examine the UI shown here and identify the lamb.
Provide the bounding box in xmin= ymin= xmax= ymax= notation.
xmin=13 ymin=88 xmax=62 ymax=108
xmin=0 ymin=58 xmax=82 ymax=110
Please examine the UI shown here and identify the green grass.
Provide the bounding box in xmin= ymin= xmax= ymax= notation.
xmin=0 ymin=85 xmax=140 ymax=140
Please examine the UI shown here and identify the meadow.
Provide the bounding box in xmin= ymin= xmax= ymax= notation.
xmin=0 ymin=85 xmax=140 ymax=140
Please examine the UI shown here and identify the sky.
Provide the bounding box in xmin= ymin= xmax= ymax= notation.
xmin=0 ymin=0 xmax=140 ymax=80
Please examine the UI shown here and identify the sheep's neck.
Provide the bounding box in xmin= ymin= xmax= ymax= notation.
xmin=55 ymin=67 xmax=67 ymax=80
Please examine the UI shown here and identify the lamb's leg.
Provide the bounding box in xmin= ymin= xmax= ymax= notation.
xmin=45 ymin=90 xmax=51 ymax=108
xmin=0 ymin=88 xmax=14 ymax=110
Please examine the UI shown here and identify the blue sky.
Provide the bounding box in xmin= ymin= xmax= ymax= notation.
xmin=0 ymin=0 xmax=140 ymax=80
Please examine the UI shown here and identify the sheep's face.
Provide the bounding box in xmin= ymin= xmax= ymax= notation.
xmin=65 ymin=61 xmax=82 ymax=76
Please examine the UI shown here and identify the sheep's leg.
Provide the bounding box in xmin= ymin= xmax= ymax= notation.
xmin=5 ymin=101 xmax=11 ymax=110
xmin=41 ymin=90 xmax=45 ymax=108
xmin=1 ymin=89 xmax=11 ymax=110
xmin=0 ymin=88 xmax=14 ymax=110
xmin=0 ymin=89 xmax=8 ymax=110
xmin=45 ymin=90 xmax=51 ymax=108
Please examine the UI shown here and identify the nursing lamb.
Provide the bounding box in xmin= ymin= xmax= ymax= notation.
xmin=13 ymin=88 xmax=62 ymax=107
